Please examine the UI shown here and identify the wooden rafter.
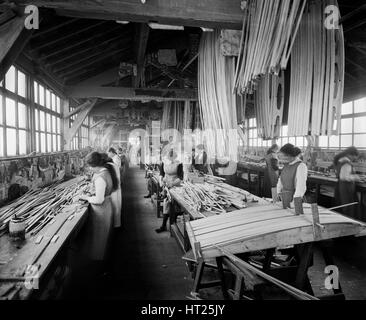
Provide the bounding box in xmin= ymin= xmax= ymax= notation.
xmin=39 ymin=25 xmax=124 ymax=60
xmin=49 ymin=34 xmax=127 ymax=67
xmin=0 ymin=14 xmax=33 ymax=80
xmin=31 ymin=17 xmax=79 ymax=39
xmin=30 ymin=20 xmax=107 ymax=52
xmin=57 ymin=47 xmax=129 ymax=78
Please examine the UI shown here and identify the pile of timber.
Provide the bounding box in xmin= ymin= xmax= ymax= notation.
xmin=186 ymin=203 xmax=366 ymax=260
xmin=175 ymin=181 xmax=247 ymax=215
xmin=0 ymin=177 xmax=90 ymax=237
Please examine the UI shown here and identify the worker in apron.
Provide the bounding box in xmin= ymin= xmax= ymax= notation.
xmin=333 ymin=147 xmax=361 ymax=219
xmin=263 ymin=144 xmax=280 ymax=198
xmin=276 ymin=144 xmax=308 ymax=207
xmin=79 ymin=152 xmax=119 ymax=262
xmin=155 ymin=149 xmax=183 ymax=233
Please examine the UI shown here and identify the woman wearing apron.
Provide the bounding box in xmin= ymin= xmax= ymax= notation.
xmin=263 ymin=144 xmax=280 ymax=198
xmin=333 ymin=147 xmax=361 ymax=219
xmin=155 ymin=149 xmax=183 ymax=233
xmin=80 ymin=152 xmax=119 ymax=261
xmin=277 ymin=144 xmax=308 ymax=207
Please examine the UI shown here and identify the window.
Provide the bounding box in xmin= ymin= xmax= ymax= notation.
xmin=317 ymin=99 xmax=366 ymax=149
xmin=0 ymin=66 xmax=31 ymax=156
xmin=34 ymin=81 xmax=63 ymax=153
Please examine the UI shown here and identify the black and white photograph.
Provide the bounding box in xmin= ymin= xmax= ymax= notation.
xmin=0 ymin=0 xmax=366 ymax=311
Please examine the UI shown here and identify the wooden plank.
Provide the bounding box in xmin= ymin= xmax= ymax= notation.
xmin=7 ymin=0 xmax=245 ymax=30
xmin=63 ymin=100 xmax=91 ymax=119
xmin=65 ymin=86 xmax=198 ymax=101
xmin=0 ymin=16 xmax=33 ymax=80
xmin=202 ymin=223 xmax=365 ymax=259
xmin=64 ymin=99 xmax=97 ymax=148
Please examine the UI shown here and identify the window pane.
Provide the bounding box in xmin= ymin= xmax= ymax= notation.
xmin=17 ymin=70 xmax=26 ymax=98
xmin=0 ymin=128 xmax=3 ymax=156
xmin=40 ymin=133 xmax=46 ymax=152
xmin=329 ymin=135 xmax=340 ymax=148
xmin=47 ymin=133 xmax=51 ymax=152
xmin=46 ymin=113 xmax=51 ymax=132
xmin=5 ymin=66 xmax=16 ymax=93
xmin=6 ymin=128 xmax=16 ymax=156
xmin=18 ymin=103 xmax=27 ymax=128
xmin=40 ymin=111 xmax=45 ymax=131
xmin=5 ymin=98 xmax=16 ymax=127
xmin=52 ymin=116 xmax=56 ymax=134
xmin=354 ymin=117 xmax=366 ymax=133
xmin=35 ymin=132 xmax=39 ymax=152
xmin=319 ymin=136 xmax=328 ymax=148
xmin=296 ymin=137 xmax=304 ymax=147
xmin=56 ymin=97 xmax=61 ymax=113
xmin=19 ymin=130 xmax=27 ymax=154
xmin=341 ymin=135 xmax=352 ymax=148
xmin=289 ymin=137 xmax=296 ymax=145
xmin=52 ymin=134 xmax=56 ymax=152
xmin=354 ymin=98 xmax=366 ymax=114
xmin=0 ymin=94 xmax=2 ymax=124
xmin=57 ymin=135 xmax=61 ymax=151
xmin=34 ymin=109 xmax=39 ymax=130
xmin=341 ymin=118 xmax=352 ymax=134
xmin=46 ymin=89 xmax=51 ymax=109
xmin=57 ymin=118 xmax=61 ymax=134
xmin=39 ymin=85 xmax=45 ymax=106
xmin=34 ymin=82 xmax=38 ymax=104
xmin=51 ymin=93 xmax=56 ymax=111
xmin=342 ymin=102 xmax=353 ymax=115
xmin=354 ymin=134 xmax=366 ymax=148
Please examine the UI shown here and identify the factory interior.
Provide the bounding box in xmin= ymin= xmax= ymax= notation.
xmin=1 ymin=0 xmax=366 ymax=303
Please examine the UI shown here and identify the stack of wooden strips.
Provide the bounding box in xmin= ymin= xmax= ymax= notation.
xmin=186 ymin=203 xmax=365 ymax=260
xmin=183 ymin=100 xmax=192 ymax=130
xmin=176 ymin=181 xmax=247 ymax=214
xmin=288 ymin=0 xmax=344 ymax=136
xmin=0 ymin=177 xmax=90 ymax=237
xmin=161 ymin=101 xmax=187 ymax=133
xmin=198 ymin=30 xmax=238 ymax=159
xmin=234 ymin=0 xmax=306 ymax=94
xmin=254 ymin=72 xmax=284 ymax=139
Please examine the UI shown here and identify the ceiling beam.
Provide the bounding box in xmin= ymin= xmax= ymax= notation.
xmin=0 ymin=14 xmax=34 ymax=80
xmin=10 ymin=0 xmax=243 ymax=30
xmin=346 ymin=56 xmax=366 ymax=73
xmin=65 ymin=85 xmax=198 ymax=101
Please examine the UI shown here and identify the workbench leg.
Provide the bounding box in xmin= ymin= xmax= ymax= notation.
xmin=319 ymin=241 xmax=345 ymax=299
xmin=216 ymin=257 xmax=230 ymax=300
xmin=295 ymin=243 xmax=314 ymax=295
xmin=263 ymin=248 xmax=275 ymax=273
xmin=192 ymin=259 xmax=205 ymax=295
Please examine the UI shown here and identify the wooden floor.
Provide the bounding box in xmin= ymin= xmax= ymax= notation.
xmin=66 ymin=166 xmax=193 ymax=300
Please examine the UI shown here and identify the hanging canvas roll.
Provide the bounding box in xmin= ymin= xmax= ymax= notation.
xmin=234 ymin=0 xmax=306 ymax=94
xmin=288 ymin=0 xmax=344 ymax=137
xmin=254 ymin=72 xmax=284 ymax=140
xmin=198 ymin=30 xmax=238 ymax=159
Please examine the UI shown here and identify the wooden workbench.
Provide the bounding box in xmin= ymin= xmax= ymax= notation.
xmin=0 ymin=203 xmax=89 ymax=300
xmin=169 ymin=182 xmax=268 ymax=253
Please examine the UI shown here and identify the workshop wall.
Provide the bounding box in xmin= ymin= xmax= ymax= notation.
xmin=0 ymin=150 xmax=90 ymax=206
